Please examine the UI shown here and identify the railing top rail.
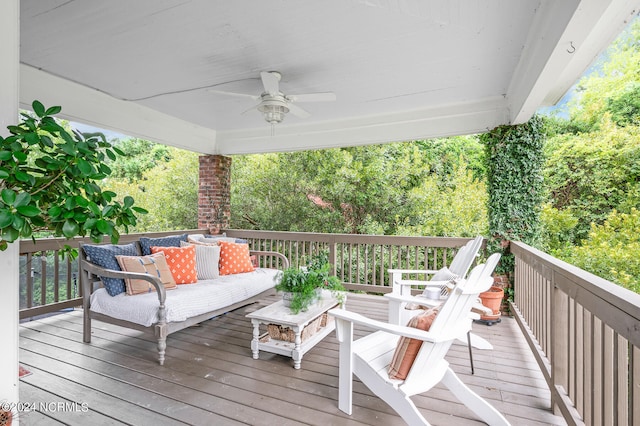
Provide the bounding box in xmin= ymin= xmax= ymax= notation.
xmin=225 ymin=229 xmax=476 ymax=247
xmin=511 ymin=240 xmax=640 ymax=340
xmin=18 ymin=229 xmax=210 ymax=254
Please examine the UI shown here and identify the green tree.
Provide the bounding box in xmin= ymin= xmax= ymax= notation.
xmin=108 ymin=138 xmax=171 ymax=182
xmin=563 ymin=209 xmax=640 ymax=292
xmin=544 ymin=122 xmax=640 ymax=241
xmin=566 ymin=18 xmax=640 ymax=130
xmin=106 ymin=146 xmax=198 ymax=231
xmin=606 ymin=83 xmax=640 ymax=127
xmin=397 ymin=164 xmax=487 ymax=237
xmin=231 ymin=138 xmax=487 ymax=237
xmin=0 ymin=101 xmax=146 ymax=251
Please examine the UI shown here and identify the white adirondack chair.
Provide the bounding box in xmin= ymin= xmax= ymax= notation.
xmin=328 ymin=254 xmax=509 ymax=426
xmin=388 ymin=235 xmax=483 ymax=302
xmin=386 ymin=236 xmax=492 ymax=366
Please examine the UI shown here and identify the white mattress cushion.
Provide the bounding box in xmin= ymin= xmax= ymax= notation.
xmin=89 ymin=268 xmax=279 ymax=327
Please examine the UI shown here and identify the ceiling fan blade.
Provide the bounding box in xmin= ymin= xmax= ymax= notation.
xmin=260 ymin=71 xmax=280 ymax=96
xmin=287 ymin=92 xmax=336 ymax=103
xmin=208 ymin=89 xmax=260 ymax=101
xmin=287 ymin=102 xmax=311 ymax=118
xmin=240 ymin=103 xmax=260 ymax=115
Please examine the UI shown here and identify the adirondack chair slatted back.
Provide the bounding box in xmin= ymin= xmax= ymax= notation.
xmin=447 ymin=235 xmax=483 ymax=278
xmin=400 ymin=253 xmax=500 ymax=394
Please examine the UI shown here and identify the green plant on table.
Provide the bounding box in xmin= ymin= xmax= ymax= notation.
xmin=275 ymin=252 xmax=346 ymax=314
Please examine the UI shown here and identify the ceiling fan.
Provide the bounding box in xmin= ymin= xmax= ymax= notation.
xmin=210 ymin=71 xmax=336 ymax=125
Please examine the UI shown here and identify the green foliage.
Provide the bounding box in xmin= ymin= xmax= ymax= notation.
xmin=565 ymin=18 xmax=640 ymax=131
xmin=562 ymin=209 xmax=640 ymax=292
xmin=231 ymin=137 xmax=487 ymax=237
xmin=0 ymin=101 xmax=146 ymax=250
xmin=536 ymin=19 xmax=640 ymax=291
xmin=543 ymin=123 xmax=640 ymax=241
xmin=415 ymin=135 xmax=486 ymax=181
xmin=481 ymin=115 xmax=545 ymax=274
xmin=275 ymin=252 xmax=345 ymax=314
xmin=105 ymin=146 xmax=199 ymax=231
xmin=396 ymin=164 xmax=487 ymax=237
xmin=108 ymin=138 xmax=172 ymax=182
xmin=606 ymin=83 xmax=640 ymax=127
xmin=539 ymin=203 xmax=579 ymax=254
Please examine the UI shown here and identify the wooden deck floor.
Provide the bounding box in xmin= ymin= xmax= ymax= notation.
xmin=17 ymin=293 xmax=566 ymax=425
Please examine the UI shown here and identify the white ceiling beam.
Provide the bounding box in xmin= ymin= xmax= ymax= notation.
xmin=19 ymin=65 xmax=219 ymax=154
xmin=216 ymin=97 xmax=510 ymax=154
xmin=507 ymin=0 xmax=640 ymax=124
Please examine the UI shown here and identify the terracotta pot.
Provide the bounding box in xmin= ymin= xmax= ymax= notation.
xmin=479 ymin=286 xmax=504 ymax=320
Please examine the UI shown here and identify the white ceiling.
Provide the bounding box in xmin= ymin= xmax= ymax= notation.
xmin=18 ymin=0 xmax=640 ymax=155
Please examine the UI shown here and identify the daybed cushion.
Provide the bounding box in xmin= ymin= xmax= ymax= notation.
xmin=181 ymin=241 xmax=220 ymax=280
xmin=150 ymin=245 xmax=197 ymax=284
xmin=115 ymin=253 xmax=177 ymax=295
xmin=82 ymin=243 xmax=140 ymax=296
xmin=388 ymin=306 xmax=440 ymax=380
xmin=139 ymin=234 xmax=187 ymax=256
xmin=218 ymin=240 xmax=255 ymax=275
xmin=89 ymin=268 xmax=280 ymax=327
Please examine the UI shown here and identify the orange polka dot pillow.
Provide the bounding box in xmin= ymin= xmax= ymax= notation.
xmin=218 ymin=241 xmax=255 ymax=275
xmin=150 ymin=245 xmax=197 ymax=284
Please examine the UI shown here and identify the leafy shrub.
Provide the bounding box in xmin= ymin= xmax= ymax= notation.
xmin=544 ymin=122 xmax=640 ymax=242
xmin=0 ymin=101 xmax=146 ymax=252
xmin=539 ymin=203 xmax=579 ymax=254
xmin=561 ymin=209 xmax=640 ymax=292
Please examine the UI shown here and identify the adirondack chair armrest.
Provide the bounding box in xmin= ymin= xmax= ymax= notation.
xmin=387 ymin=268 xmax=439 ymax=275
xmin=328 ymin=308 xmax=442 ymax=342
xmin=384 ymin=293 xmax=441 ymax=308
xmin=388 ymin=268 xmax=456 ymax=297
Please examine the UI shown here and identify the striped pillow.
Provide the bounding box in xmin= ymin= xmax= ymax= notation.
xmin=116 ymin=253 xmax=177 ymax=295
xmin=181 ymin=241 xmax=220 ymax=280
xmin=388 ymin=306 xmax=440 ymax=380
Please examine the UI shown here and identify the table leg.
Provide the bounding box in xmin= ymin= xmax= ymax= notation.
xmin=251 ymin=319 xmax=260 ymax=359
xmin=292 ymin=326 xmax=302 ymax=369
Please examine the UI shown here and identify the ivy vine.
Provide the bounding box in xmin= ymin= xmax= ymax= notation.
xmin=481 ymin=115 xmax=545 ymax=276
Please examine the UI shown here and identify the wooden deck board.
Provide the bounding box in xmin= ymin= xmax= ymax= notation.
xmin=18 ymin=293 xmax=566 ymax=425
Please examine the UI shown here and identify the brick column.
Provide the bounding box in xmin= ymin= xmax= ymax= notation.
xmin=198 ymin=155 xmax=232 ymax=233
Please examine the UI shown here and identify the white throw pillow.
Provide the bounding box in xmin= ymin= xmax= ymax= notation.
xmin=430 ymin=266 xmax=458 ymax=282
xmin=421 ymin=267 xmax=459 ymax=297
xmin=181 ymin=241 xmax=220 ymax=280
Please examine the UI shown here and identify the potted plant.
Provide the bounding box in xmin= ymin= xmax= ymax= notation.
xmin=275 ymin=252 xmax=345 ymax=314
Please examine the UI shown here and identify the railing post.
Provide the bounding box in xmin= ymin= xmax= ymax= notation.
xmin=551 ymin=274 xmax=569 ymax=416
xmin=329 ymin=238 xmax=337 ymax=277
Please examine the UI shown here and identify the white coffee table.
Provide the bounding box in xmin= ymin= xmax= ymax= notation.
xmin=246 ymin=292 xmax=344 ymax=369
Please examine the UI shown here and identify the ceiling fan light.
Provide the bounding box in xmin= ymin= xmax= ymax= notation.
xmin=259 ymin=103 xmax=289 ymax=124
